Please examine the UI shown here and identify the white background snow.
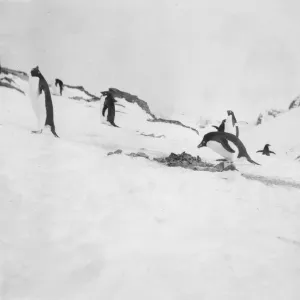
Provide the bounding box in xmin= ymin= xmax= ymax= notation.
xmin=0 ymin=75 xmax=300 ymax=300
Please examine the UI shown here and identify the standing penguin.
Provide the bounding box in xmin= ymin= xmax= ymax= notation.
xmin=197 ymin=131 xmax=260 ymax=166
xmin=29 ymin=66 xmax=59 ymax=137
xmin=257 ymin=144 xmax=276 ymax=156
xmin=101 ymin=90 xmax=119 ymax=127
xmin=55 ymin=78 xmax=64 ymax=96
xmin=212 ymin=119 xmax=226 ymax=132
xmin=224 ymin=110 xmax=239 ymax=137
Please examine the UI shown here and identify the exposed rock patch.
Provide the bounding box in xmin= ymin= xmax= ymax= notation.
xmin=289 ymin=95 xmax=300 ymax=110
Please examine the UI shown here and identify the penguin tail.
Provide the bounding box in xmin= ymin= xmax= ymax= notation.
xmin=109 ymin=121 xmax=119 ymax=128
xmin=50 ymin=126 xmax=60 ymax=138
xmin=247 ymin=157 xmax=260 ymax=166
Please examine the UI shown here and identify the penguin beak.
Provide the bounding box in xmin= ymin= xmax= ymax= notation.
xmin=197 ymin=141 xmax=205 ymax=148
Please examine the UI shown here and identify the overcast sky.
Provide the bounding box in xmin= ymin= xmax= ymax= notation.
xmin=1 ymin=0 xmax=300 ymax=120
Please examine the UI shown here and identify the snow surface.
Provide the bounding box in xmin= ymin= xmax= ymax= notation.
xmin=1 ymin=74 xmax=300 ymax=300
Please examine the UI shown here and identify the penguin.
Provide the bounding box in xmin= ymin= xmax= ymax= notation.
xmin=101 ymin=90 xmax=119 ymax=127
xmin=212 ymin=119 xmax=226 ymax=132
xmin=224 ymin=110 xmax=239 ymax=137
xmin=29 ymin=66 xmax=59 ymax=137
xmin=55 ymin=78 xmax=64 ymax=96
xmin=197 ymin=131 xmax=260 ymax=166
xmin=256 ymin=144 xmax=276 ymax=156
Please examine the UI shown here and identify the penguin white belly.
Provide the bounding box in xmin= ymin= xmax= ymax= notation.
xmin=207 ymin=141 xmax=239 ymax=162
xmin=28 ymin=77 xmax=46 ymax=130
xmin=224 ymin=115 xmax=236 ymax=135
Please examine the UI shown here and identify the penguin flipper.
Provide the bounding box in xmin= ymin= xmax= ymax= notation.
xmin=220 ymin=138 xmax=235 ymax=153
xmin=270 ymin=151 xmax=276 ymax=155
xmin=102 ymin=105 xmax=108 ymax=117
xmin=212 ymin=125 xmax=219 ymax=130
xmin=236 ymin=126 xmax=239 ymax=138
xmin=256 ymin=150 xmax=263 ymax=153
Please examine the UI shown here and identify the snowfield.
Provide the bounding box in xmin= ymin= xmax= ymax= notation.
xmin=0 ymin=74 xmax=300 ymax=300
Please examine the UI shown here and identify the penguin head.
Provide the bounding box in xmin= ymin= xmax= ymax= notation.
xmin=31 ymin=66 xmax=41 ymax=77
xmin=197 ymin=133 xmax=211 ymax=148
xmin=227 ymin=110 xmax=237 ymax=124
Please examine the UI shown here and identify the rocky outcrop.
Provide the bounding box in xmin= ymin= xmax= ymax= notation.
xmin=1 ymin=67 xmax=28 ymax=81
xmin=256 ymin=109 xmax=285 ymax=125
xmin=108 ymin=88 xmax=155 ymax=118
xmin=0 ymin=66 xmax=198 ymax=135
xmin=289 ymin=95 xmax=300 ymax=110
xmin=0 ymin=81 xmax=25 ymax=94
xmin=0 ymin=69 xmax=25 ymax=94
xmin=147 ymin=118 xmax=199 ymax=135
xmin=109 ymin=88 xmax=199 ymax=135
xmin=64 ymin=84 xmax=101 ymax=101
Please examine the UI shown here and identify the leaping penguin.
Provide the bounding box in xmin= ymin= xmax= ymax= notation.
xmin=224 ymin=110 xmax=239 ymax=137
xmin=256 ymin=144 xmax=276 ymax=156
xmin=29 ymin=66 xmax=59 ymax=138
xmin=212 ymin=119 xmax=226 ymax=132
xmin=197 ymin=131 xmax=260 ymax=166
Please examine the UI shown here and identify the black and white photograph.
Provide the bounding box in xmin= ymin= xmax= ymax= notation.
xmin=0 ymin=0 xmax=300 ymax=299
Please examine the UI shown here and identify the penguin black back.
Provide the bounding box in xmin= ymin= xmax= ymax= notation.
xmin=31 ymin=66 xmax=59 ymax=137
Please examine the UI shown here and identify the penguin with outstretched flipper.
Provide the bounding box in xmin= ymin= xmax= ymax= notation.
xmin=257 ymin=144 xmax=276 ymax=156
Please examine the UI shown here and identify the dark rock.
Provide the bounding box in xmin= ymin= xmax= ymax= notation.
xmin=140 ymin=132 xmax=165 ymax=139
xmin=127 ymin=152 xmax=149 ymax=159
xmin=107 ymin=149 xmax=123 ymax=156
xmin=107 ymin=88 xmax=199 ymax=135
xmin=289 ymin=95 xmax=300 ymax=110
xmin=256 ymin=109 xmax=284 ymax=125
xmin=64 ymin=84 xmax=101 ymax=101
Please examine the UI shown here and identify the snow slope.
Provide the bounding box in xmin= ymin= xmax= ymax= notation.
xmin=1 ymin=74 xmax=300 ymax=300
